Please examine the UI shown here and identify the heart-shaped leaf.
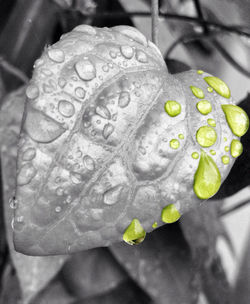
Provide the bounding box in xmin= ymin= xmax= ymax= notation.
xmin=0 ymin=87 xmax=68 ymax=304
xmin=14 ymin=25 xmax=247 ymax=255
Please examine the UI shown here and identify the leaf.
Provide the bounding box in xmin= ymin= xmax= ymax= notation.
xmin=14 ymin=25 xmax=244 ymax=255
xmin=215 ymin=93 xmax=250 ymax=199
xmin=180 ymin=203 xmax=233 ymax=303
xmin=61 ymin=248 xmax=127 ymax=299
xmin=233 ymin=230 xmax=250 ymax=304
xmin=0 ymin=87 xmax=68 ymax=304
xmin=110 ymin=224 xmax=199 ymax=304
xmin=72 ymin=280 xmax=152 ymax=304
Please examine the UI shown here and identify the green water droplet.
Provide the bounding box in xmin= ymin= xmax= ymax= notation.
xmin=204 ymin=76 xmax=231 ymax=98
xmin=196 ymin=126 xmax=217 ymax=147
xmin=210 ymin=150 xmax=216 ymax=155
xmin=123 ymin=219 xmax=146 ymax=245
xmin=221 ymin=155 xmax=230 ymax=165
xmin=221 ymin=104 xmax=249 ymax=137
xmin=193 ymin=150 xmax=221 ymax=199
xmin=224 ymin=137 xmax=227 ymax=141
xmin=164 ymin=100 xmax=181 ymax=117
xmin=170 ymin=139 xmax=180 ymax=149
xmin=192 ymin=152 xmax=199 ymax=159
xmin=224 ymin=146 xmax=229 ymax=152
xmin=196 ymin=100 xmax=212 ymax=115
xmin=190 ymin=86 xmax=205 ymax=99
xmin=161 ymin=204 xmax=180 ymax=223
xmin=207 ymin=118 xmax=216 ymax=127
xmin=152 ymin=222 xmax=158 ymax=228
xmin=197 ymin=70 xmax=204 ymax=74
xmin=178 ymin=134 xmax=184 ymax=139
xmin=231 ymin=139 xmax=243 ymax=158
xmin=207 ymin=87 xmax=213 ymax=93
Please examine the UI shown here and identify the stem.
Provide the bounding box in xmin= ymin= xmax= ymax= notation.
xmin=151 ymin=0 xmax=159 ymax=45
xmin=0 ymin=57 xmax=29 ymax=83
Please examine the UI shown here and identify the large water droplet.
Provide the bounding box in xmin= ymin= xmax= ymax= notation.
xmin=48 ymin=48 xmax=65 ymax=63
xmin=230 ymin=139 xmax=243 ymax=158
xmin=136 ymin=50 xmax=148 ymax=63
xmin=58 ymin=100 xmax=75 ymax=117
xmin=221 ymin=104 xmax=249 ymax=137
xmin=204 ymin=76 xmax=230 ymax=99
xmin=120 ymin=45 xmax=134 ymax=59
xmin=103 ymin=123 xmax=114 ymax=139
xmin=22 ymin=147 xmax=36 ymax=161
xmin=96 ymin=105 xmax=111 ymax=119
xmin=24 ymin=107 xmax=66 ymax=143
xmin=196 ymin=126 xmax=217 ymax=147
xmin=169 ymin=139 xmax=180 ymax=149
xmin=164 ymin=100 xmax=181 ymax=117
xmin=193 ymin=150 xmax=221 ymax=199
xmin=75 ymin=59 xmax=96 ymax=81
xmin=26 ymin=85 xmax=39 ymax=99
xmin=161 ymin=204 xmax=180 ymax=223
xmin=118 ymin=91 xmax=130 ymax=108
xmin=190 ymin=86 xmax=205 ymax=99
xmin=83 ymin=155 xmax=95 ymax=171
xmin=123 ymin=219 xmax=146 ymax=245
xmin=103 ymin=185 xmax=123 ymax=205
xmin=17 ymin=163 xmax=37 ymax=186
xmin=75 ymin=87 xmax=86 ymax=99
xmin=196 ymin=100 xmax=212 ymax=115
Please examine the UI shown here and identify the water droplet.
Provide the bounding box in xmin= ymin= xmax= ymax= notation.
xmin=58 ymin=77 xmax=67 ymax=88
xmin=207 ymin=87 xmax=213 ymax=93
xmin=221 ymin=155 xmax=230 ymax=165
xmin=190 ymin=86 xmax=205 ymax=99
xmin=41 ymin=68 xmax=52 ymax=76
xmin=103 ymin=185 xmax=123 ymax=205
xmin=9 ymin=197 xmax=18 ymax=209
xmin=43 ymin=83 xmax=53 ymax=93
xmin=102 ymin=65 xmax=109 ymax=72
xmin=152 ymin=222 xmax=158 ymax=228
xmin=96 ymin=105 xmax=111 ymax=119
xmin=224 ymin=137 xmax=227 ymax=141
xmin=75 ymin=87 xmax=86 ymax=99
xmin=83 ymin=121 xmax=91 ymax=128
xmin=56 ymin=187 xmax=64 ymax=196
xmin=70 ymin=172 xmax=82 ymax=184
xmin=118 ymin=91 xmax=130 ymax=108
xmin=26 ymin=85 xmax=39 ymax=99
xmin=138 ymin=146 xmax=146 ymax=155
xmin=196 ymin=100 xmax=212 ymax=115
xmin=136 ymin=50 xmax=148 ymax=63
xmin=55 ymin=206 xmax=62 ymax=213
xmin=197 ymin=70 xmax=204 ymax=74
xmin=103 ymin=123 xmax=114 ymax=139
xmin=58 ymin=100 xmax=75 ymax=117
xmin=109 ymin=50 xmax=117 ymax=58
xmin=22 ymin=147 xmax=36 ymax=161
xmin=169 ymin=139 xmax=180 ymax=149
xmin=178 ymin=134 xmax=184 ymax=140
xmin=55 ymin=176 xmax=61 ymax=183
xmin=204 ymin=76 xmax=230 ymax=98
xmin=112 ymin=113 xmax=118 ymax=121
xmin=123 ymin=219 xmax=146 ymax=245
xmin=73 ymin=24 xmax=97 ymax=35
xmin=66 ymin=195 xmax=72 ymax=203
xmin=207 ymin=118 xmax=216 ymax=127
xmin=83 ymin=155 xmax=95 ymax=171
xmin=221 ymin=104 xmax=249 ymax=137
xmin=230 ymin=139 xmax=243 ymax=158
xmin=164 ymin=100 xmax=181 ymax=117
xmin=48 ymin=48 xmax=65 ymax=63
xmin=224 ymin=146 xmax=229 ymax=152
xmin=16 ymin=216 xmax=24 ymax=223
xmin=193 ymin=150 xmax=221 ymax=199
xmin=75 ymin=59 xmax=96 ymax=81
xmin=17 ymin=163 xmax=37 ymax=186
xmin=210 ymin=150 xmax=216 ymax=155
xmin=196 ymin=126 xmax=217 ymax=147
xmin=120 ymin=45 xmax=134 ymax=59
xmin=161 ymin=204 xmax=180 ymax=223
xmin=192 ymin=152 xmax=199 ymax=159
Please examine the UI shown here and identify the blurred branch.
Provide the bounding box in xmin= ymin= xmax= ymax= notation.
xmin=151 ymin=0 xmax=159 ymax=45
xmin=0 ymin=57 xmax=29 ymax=83
xmin=220 ymin=200 xmax=250 ymax=217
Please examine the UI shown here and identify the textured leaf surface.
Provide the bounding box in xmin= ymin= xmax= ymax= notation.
xmin=110 ymin=224 xmax=199 ymax=304
xmin=14 ymin=25 xmax=242 ymax=255
xmin=61 ymin=248 xmax=127 ymax=299
xmin=0 ymin=88 xmax=68 ymax=304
